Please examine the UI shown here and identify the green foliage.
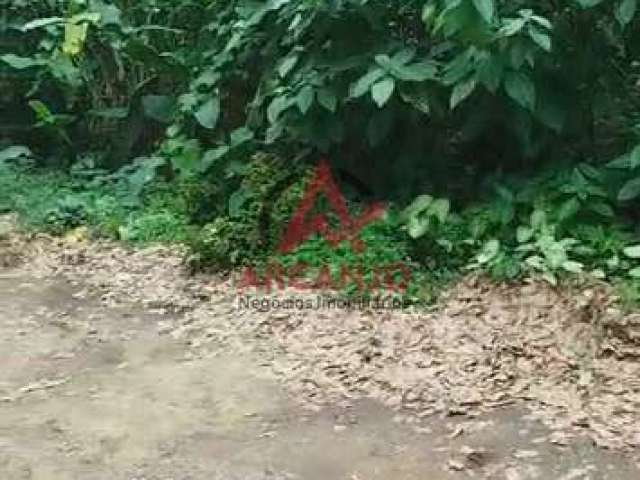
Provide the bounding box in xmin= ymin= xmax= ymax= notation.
xmin=43 ymin=196 xmax=89 ymax=234
xmin=4 ymin=0 xmax=640 ymax=307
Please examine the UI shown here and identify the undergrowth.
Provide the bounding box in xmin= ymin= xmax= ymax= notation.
xmin=3 ymin=156 xmax=640 ymax=307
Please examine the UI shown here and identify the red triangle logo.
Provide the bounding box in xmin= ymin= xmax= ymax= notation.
xmin=278 ymin=159 xmax=385 ymax=254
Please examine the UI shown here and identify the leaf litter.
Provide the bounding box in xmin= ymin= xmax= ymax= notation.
xmin=8 ymin=226 xmax=640 ymax=464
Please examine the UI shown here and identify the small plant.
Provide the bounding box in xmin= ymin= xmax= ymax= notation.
xmin=190 ymin=216 xmax=261 ymax=270
xmin=43 ymin=196 xmax=89 ymax=235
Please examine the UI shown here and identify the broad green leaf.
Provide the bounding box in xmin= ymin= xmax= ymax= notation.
xmin=562 ymin=260 xmax=584 ymax=273
xmin=529 ymin=27 xmax=552 ymax=51
xmin=0 ymin=145 xmax=32 ymax=163
xmin=531 ymin=15 xmax=552 ymax=29
xmin=629 ymin=267 xmax=640 ymax=278
xmin=589 ymin=201 xmax=615 ymax=218
xmin=371 ymin=78 xmax=395 ymax=107
xmin=499 ymin=18 xmax=526 ymax=36
xmin=399 ymin=87 xmax=430 ymax=114
xmin=393 ymin=61 xmax=438 ymax=82
xmin=541 ymin=272 xmax=558 ymax=286
xmin=267 ymin=96 xmax=290 ymax=123
xmin=62 ymin=14 xmax=100 ymax=56
xmin=296 ymin=85 xmax=314 ymax=114
xmin=22 ymin=17 xmax=64 ymax=31
xmin=407 ymin=216 xmax=431 ymax=239
xmin=230 ymin=127 xmax=254 ymax=147
xmin=450 ymin=78 xmax=477 ymax=110
xmin=392 ymin=48 xmax=417 ymax=65
xmin=317 ymin=88 xmax=338 ymax=112
xmin=557 ymin=197 xmax=580 ymax=221
xmin=201 ymin=146 xmax=230 ymax=171
xmin=609 ymin=145 xmax=640 ymax=169
xmin=616 ymin=0 xmax=637 ymax=26
xmin=350 ymin=68 xmax=385 ymax=98
xmin=472 ymin=0 xmax=494 ymax=23
xmin=477 ymin=239 xmax=501 ymax=264
xmin=0 ymin=54 xmax=44 ymax=69
xmin=530 ymin=209 xmax=546 ymax=230
xmin=229 ymin=188 xmax=253 ymax=217
xmin=278 ymin=55 xmax=298 ymax=78
xmin=402 ymin=195 xmax=433 ymax=221
xmin=195 ymin=97 xmax=220 ymax=129
xmin=576 ymin=0 xmax=605 ymax=7
xmin=89 ymin=1 xmax=122 ymax=26
xmin=28 ymin=100 xmax=54 ymax=124
xmin=504 ymin=72 xmax=536 ymax=111
xmin=169 ymin=139 xmax=201 ymax=173
xmin=429 ymin=198 xmax=450 ymax=222
xmin=618 ymin=176 xmax=640 ymax=201
xmin=624 ymin=245 xmax=640 ymax=258
xmin=517 ymin=226 xmax=533 ymax=243
xmin=476 ymin=57 xmax=503 ymax=93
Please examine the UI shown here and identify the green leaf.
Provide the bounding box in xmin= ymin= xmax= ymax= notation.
xmin=296 ymin=85 xmax=314 ymax=114
xmin=0 ymin=54 xmax=44 ymax=69
xmin=63 ymin=13 xmax=100 ymax=56
xmin=21 ymin=17 xmax=65 ymax=31
xmin=195 ymin=97 xmax=221 ymax=129
xmin=529 ymin=27 xmax=552 ymax=51
xmin=350 ymin=68 xmax=386 ymax=98
xmin=142 ymin=95 xmax=176 ymax=123
xmin=616 ymin=0 xmax=637 ymax=26
xmin=530 ymin=209 xmax=546 ymax=230
xmin=576 ymin=0 xmax=605 ymax=8
xmin=504 ymin=72 xmax=536 ymax=111
xmin=517 ymin=226 xmax=533 ymax=243
xmin=402 ymin=195 xmax=433 ymax=219
xmin=393 ymin=61 xmax=438 ymax=82
xmin=0 ymin=145 xmax=32 ymax=163
xmin=229 ymin=188 xmax=253 ymax=217
xmin=267 ymin=96 xmax=290 ymax=123
xmin=317 ymin=88 xmax=338 ymax=112
xmin=430 ymin=198 xmax=450 ymax=222
xmin=371 ymin=78 xmax=395 ymax=107
xmin=201 ymin=146 xmax=230 ymax=171
xmin=407 ymin=216 xmax=431 ymax=239
xmin=477 ymin=239 xmax=501 ymax=264
xmin=618 ymin=176 xmax=640 ymax=201
xmin=499 ymin=18 xmax=527 ymax=36
xmin=629 ymin=267 xmax=640 ymax=278
xmin=278 ymin=55 xmax=298 ymax=78
xmin=562 ymin=260 xmax=584 ymax=273
xmin=229 ymin=127 xmax=254 ymax=147
xmin=609 ymin=145 xmax=640 ymax=169
xmin=399 ymin=88 xmax=430 ymax=114
xmin=589 ymin=201 xmax=615 ymax=218
xmin=624 ymin=245 xmax=640 ymax=258
xmin=450 ymin=78 xmax=477 ymax=110
xmin=472 ymin=0 xmax=494 ymax=23
xmin=557 ymin=197 xmax=580 ymax=221
xmin=477 ymin=57 xmax=504 ymax=93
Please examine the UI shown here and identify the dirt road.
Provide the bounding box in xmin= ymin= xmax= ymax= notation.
xmin=1 ymin=263 xmax=640 ymax=480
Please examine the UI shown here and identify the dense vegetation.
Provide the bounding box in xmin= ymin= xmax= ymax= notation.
xmin=3 ymin=0 xmax=640 ymax=302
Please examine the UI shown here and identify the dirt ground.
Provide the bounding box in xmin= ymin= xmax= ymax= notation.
xmin=2 ymin=228 xmax=640 ymax=478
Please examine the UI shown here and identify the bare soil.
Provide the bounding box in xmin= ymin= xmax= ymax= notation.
xmin=1 ymin=226 xmax=640 ymax=479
